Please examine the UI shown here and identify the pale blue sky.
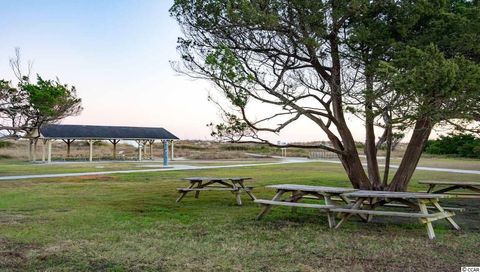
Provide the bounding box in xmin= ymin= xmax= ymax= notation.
xmin=0 ymin=0 xmax=362 ymax=142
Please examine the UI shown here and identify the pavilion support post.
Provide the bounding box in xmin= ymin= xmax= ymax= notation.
xmin=108 ymin=139 xmax=120 ymax=160
xmin=88 ymin=140 xmax=93 ymax=162
xmin=41 ymin=139 xmax=47 ymax=162
xmin=47 ymin=140 xmax=52 ymax=163
xmin=148 ymin=140 xmax=155 ymax=160
xmin=143 ymin=141 xmax=148 ymax=160
xmin=163 ymin=140 xmax=169 ymax=166
xmin=136 ymin=140 xmax=143 ymax=161
xmin=31 ymin=139 xmax=38 ymax=162
xmin=171 ymin=140 xmax=174 ymax=160
xmin=28 ymin=139 xmax=34 ymax=161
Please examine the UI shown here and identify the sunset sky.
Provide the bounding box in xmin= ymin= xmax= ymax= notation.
xmin=0 ymin=0 xmax=381 ymax=142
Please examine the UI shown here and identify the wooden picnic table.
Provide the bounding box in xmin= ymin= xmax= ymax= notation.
xmin=335 ymin=190 xmax=460 ymax=239
xmin=254 ymin=184 xmax=357 ymax=228
xmin=419 ymin=180 xmax=480 ymax=198
xmin=176 ymin=177 xmax=256 ymax=205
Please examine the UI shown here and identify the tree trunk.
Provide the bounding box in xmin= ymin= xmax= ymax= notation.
xmin=328 ymin=32 xmax=370 ymax=190
xmin=364 ymin=74 xmax=381 ymax=189
xmin=382 ymin=124 xmax=393 ymax=187
xmin=339 ymin=151 xmax=371 ymax=189
xmin=388 ymin=117 xmax=433 ymax=191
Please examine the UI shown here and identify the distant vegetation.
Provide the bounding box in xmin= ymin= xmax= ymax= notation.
xmin=0 ymin=140 xmax=13 ymax=148
xmin=425 ymin=134 xmax=480 ymax=158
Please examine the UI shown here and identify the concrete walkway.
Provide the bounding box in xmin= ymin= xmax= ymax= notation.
xmin=0 ymin=161 xmax=294 ymax=181
xmin=0 ymin=158 xmax=479 ymax=181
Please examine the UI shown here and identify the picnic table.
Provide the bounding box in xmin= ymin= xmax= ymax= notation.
xmin=334 ymin=190 xmax=460 ymax=239
xmin=255 ymin=184 xmax=461 ymax=239
xmin=419 ymin=180 xmax=480 ymax=198
xmin=254 ymin=184 xmax=356 ymax=228
xmin=176 ymin=177 xmax=256 ymax=205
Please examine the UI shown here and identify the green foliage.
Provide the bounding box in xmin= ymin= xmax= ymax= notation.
xmin=0 ymin=140 xmax=13 ymax=148
xmin=20 ymin=75 xmax=82 ymax=124
xmin=425 ymin=134 xmax=480 ymax=158
xmin=1 ymin=49 xmax=83 ymax=137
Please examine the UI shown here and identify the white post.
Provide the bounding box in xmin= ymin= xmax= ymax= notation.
xmin=171 ymin=141 xmax=174 ymax=160
xmin=143 ymin=141 xmax=148 ymax=159
xmin=47 ymin=140 xmax=52 ymax=163
xmin=42 ymin=139 xmax=46 ymax=162
xmin=32 ymin=139 xmax=37 ymax=162
xmin=89 ymin=140 xmax=93 ymax=162
xmin=138 ymin=142 xmax=142 ymax=161
xmin=149 ymin=141 xmax=153 ymax=160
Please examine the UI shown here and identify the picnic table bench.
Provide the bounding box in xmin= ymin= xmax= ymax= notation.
xmin=333 ymin=190 xmax=460 ymax=239
xmin=176 ymin=177 xmax=256 ymax=205
xmin=254 ymin=184 xmax=356 ymax=228
xmin=255 ymin=184 xmax=461 ymax=239
xmin=419 ymin=180 xmax=480 ymax=198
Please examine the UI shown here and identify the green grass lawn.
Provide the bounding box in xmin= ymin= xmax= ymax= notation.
xmin=0 ymin=159 xmax=276 ymax=177
xmin=0 ymin=162 xmax=479 ymax=271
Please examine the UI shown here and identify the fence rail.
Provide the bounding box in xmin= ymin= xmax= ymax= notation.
xmin=309 ymin=151 xmax=338 ymax=160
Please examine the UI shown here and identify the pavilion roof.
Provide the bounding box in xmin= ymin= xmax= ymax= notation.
xmin=39 ymin=124 xmax=179 ymax=140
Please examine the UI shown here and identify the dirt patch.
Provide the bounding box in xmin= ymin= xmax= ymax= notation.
xmin=36 ymin=175 xmax=118 ymax=184
xmin=0 ymin=213 xmax=30 ymax=225
xmin=76 ymin=175 xmax=117 ymax=182
xmin=0 ymin=237 xmax=38 ymax=270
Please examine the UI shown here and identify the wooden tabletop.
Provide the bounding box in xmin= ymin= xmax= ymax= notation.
xmin=266 ymin=184 xmax=357 ymax=194
xmin=182 ymin=177 xmax=252 ymax=181
xmin=342 ymin=190 xmax=452 ymax=199
xmin=418 ymin=180 xmax=480 ymax=186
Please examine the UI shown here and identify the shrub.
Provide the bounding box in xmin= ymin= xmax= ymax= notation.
xmin=0 ymin=140 xmax=13 ymax=148
xmin=424 ymin=134 xmax=480 ymax=158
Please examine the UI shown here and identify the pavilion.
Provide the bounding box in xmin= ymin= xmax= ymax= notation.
xmin=38 ymin=124 xmax=179 ymax=165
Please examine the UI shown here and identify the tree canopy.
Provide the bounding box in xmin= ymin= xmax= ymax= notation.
xmin=0 ymin=49 xmax=82 ymax=139
xmin=171 ymin=0 xmax=480 ymax=191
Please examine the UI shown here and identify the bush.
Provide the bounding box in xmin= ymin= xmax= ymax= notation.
xmin=0 ymin=140 xmax=13 ymax=148
xmin=424 ymin=134 xmax=480 ymax=158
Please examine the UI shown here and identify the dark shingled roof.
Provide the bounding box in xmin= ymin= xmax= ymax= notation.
xmin=40 ymin=124 xmax=179 ymax=140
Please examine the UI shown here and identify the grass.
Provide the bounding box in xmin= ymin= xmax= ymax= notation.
xmin=0 ymin=162 xmax=479 ymax=271
xmin=0 ymin=159 xmax=275 ymax=176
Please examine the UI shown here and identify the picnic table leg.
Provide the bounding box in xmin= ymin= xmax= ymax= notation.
xmin=366 ymin=197 xmax=377 ymax=222
xmin=195 ymin=181 xmax=203 ymax=199
xmin=176 ymin=181 xmax=198 ymax=203
xmin=431 ymin=200 xmax=460 ymax=230
xmin=427 ymin=184 xmax=435 ymax=193
xmin=324 ymin=195 xmax=335 ymax=229
xmin=256 ymin=190 xmax=285 ymax=220
xmin=288 ymin=190 xmax=302 ymax=214
xmin=339 ymin=195 xmax=351 ymax=204
xmin=236 ymin=180 xmax=256 ymax=200
xmin=227 ymin=181 xmax=242 ymax=205
xmin=335 ymin=197 xmax=365 ymax=229
xmin=235 ymin=189 xmax=242 ymax=205
xmin=418 ymin=200 xmax=435 ymax=240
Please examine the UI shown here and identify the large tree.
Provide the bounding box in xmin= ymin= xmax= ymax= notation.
xmin=171 ymin=0 xmax=480 ymax=191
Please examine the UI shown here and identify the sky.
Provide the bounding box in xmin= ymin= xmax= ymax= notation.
xmin=0 ymin=0 xmax=368 ymax=142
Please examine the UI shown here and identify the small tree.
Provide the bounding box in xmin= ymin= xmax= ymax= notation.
xmin=171 ymin=0 xmax=480 ymax=191
xmin=0 ymin=49 xmax=82 ymax=160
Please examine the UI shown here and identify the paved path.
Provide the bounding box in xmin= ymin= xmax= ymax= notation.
xmin=0 ymin=158 xmax=479 ymax=181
